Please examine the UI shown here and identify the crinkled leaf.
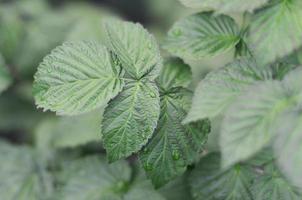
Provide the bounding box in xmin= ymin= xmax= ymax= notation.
xmin=157 ymin=58 xmax=192 ymax=91
xmin=58 ymin=156 xmax=131 ymax=200
xmin=220 ymin=81 xmax=293 ymax=168
xmin=104 ymin=19 xmax=162 ymax=80
xmin=0 ymin=140 xmax=53 ymax=200
xmin=248 ymin=0 xmax=302 ymax=65
xmin=164 ymin=12 xmax=240 ymax=60
xmin=102 ymin=80 xmax=160 ymax=162
xmin=140 ymin=88 xmax=210 ymax=187
xmin=251 ymin=164 xmax=302 ymax=200
xmin=33 ymin=41 xmax=124 ymax=115
xmin=184 ymin=58 xmax=272 ymax=123
xmin=190 ymin=153 xmax=254 ymax=200
xmin=0 ymin=54 xmax=11 ymax=94
xmin=274 ymin=109 xmax=302 ymax=188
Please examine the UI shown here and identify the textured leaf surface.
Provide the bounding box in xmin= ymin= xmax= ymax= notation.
xmin=140 ymin=89 xmax=210 ymax=187
xmin=184 ymin=58 xmax=272 ymax=123
xmin=104 ymin=19 xmax=162 ymax=80
xmin=164 ymin=12 xmax=240 ymax=59
xmin=33 ymin=41 xmax=124 ymax=115
xmin=58 ymin=156 xmax=131 ymax=200
xmin=249 ymin=0 xmax=302 ymax=65
xmin=190 ymin=153 xmax=254 ymax=200
xmin=274 ymin=110 xmax=302 ymax=188
xmin=0 ymin=54 xmax=11 ymax=94
xmin=102 ymin=80 xmax=160 ymax=162
xmin=179 ymin=0 xmax=269 ymax=12
xmin=157 ymin=58 xmax=192 ymax=90
xmin=220 ymin=81 xmax=291 ymax=168
xmin=252 ymin=163 xmax=302 ymax=200
xmin=0 ymin=140 xmax=53 ymax=200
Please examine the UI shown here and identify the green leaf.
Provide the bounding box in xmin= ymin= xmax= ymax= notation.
xmin=102 ymin=80 xmax=160 ymax=162
xmin=178 ymin=0 xmax=220 ymax=10
xmin=251 ymin=164 xmax=302 ymax=200
xmin=164 ymin=12 xmax=240 ymax=60
xmin=179 ymin=0 xmax=269 ymax=12
xmin=190 ymin=153 xmax=254 ymax=200
xmin=35 ymin=109 xmax=103 ymax=150
xmin=274 ymin=110 xmax=302 ymax=188
xmin=220 ymin=81 xmax=293 ymax=168
xmin=248 ymin=0 xmax=302 ymax=65
xmin=157 ymin=58 xmax=192 ymax=91
xmin=124 ymin=181 xmax=165 ymax=200
xmin=33 ymin=41 xmax=124 ymax=115
xmin=0 ymin=140 xmax=54 ymax=200
xmin=184 ymin=58 xmax=272 ymax=123
xmin=140 ymin=88 xmax=210 ymax=187
xmin=0 ymin=5 xmax=25 ymax=63
xmin=0 ymin=54 xmax=11 ymax=94
xmin=58 ymin=156 xmax=131 ymax=200
xmin=104 ymin=19 xmax=162 ymax=80
xmin=159 ymin=174 xmax=193 ymax=200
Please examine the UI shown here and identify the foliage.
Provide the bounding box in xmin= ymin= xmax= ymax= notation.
xmin=1 ymin=0 xmax=302 ymax=199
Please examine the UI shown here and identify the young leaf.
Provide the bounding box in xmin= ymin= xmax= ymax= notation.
xmin=220 ymin=81 xmax=292 ymax=168
xmin=104 ymin=19 xmax=162 ymax=80
xmin=33 ymin=41 xmax=124 ymax=115
xmin=58 ymin=156 xmax=131 ymax=200
xmin=251 ymin=164 xmax=302 ymax=200
xmin=184 ymin=58 xmax=272 ymax=123
xmin=102 ymin=80 xmax=160 ymax=162
xmin=157 ymin=58 xmax=192 ymax=90
xmin=0 ymin=54 xmax=11 ymax=94
xmin=164 ymin=12 xmax=240 ymax=60
xmin=274 ymin=110 xmax=302 ymax=188
xmin=0 ymin=140 xmax=53 ymax=200
xmin=190 ymin=153 xmax=255 ymax=200
xmin=248 ymin=0 xmax=302 ymax=65
xmin=140 ymin=89 xmax=210 ymax=187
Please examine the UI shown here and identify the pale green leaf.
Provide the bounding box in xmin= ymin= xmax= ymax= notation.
xmin=184 ymin=58 xmax=272 ymax=123
xmin=140 ymin=88 xmax=210 ymax=187
xmin=0 ymin=140 xmax=53 ymax=200
xmin=179 ymin=0 xmax=269 ymax=12
xmin=58 ymin=156 xmax=131 ymax=200
xmin=33 ymin=41 xmax=124 ymax=115
xmin=248 ymin=0 xmax=302 ymax=65
xmin=164 ymin=12 xmax=240 ymax=60
xmin=220 ymin=81 xmax=293 ymax=168
xmin=159 ymin=174 xmax=193 ymax=200
xmin=35 ymin=109 xmax=103 ymax=150
xmin=0 ymin=54 xmax=11 ymax=94
xmin=102 ymin=80 xmax=160 ymax=162
xmin=0 ymin=6 xmax=25 ymax=63
xmin=190 ymin=153 xmax=254 ymax=200
xmin=274 ymin=110 xmax=302 ymax=188
xmin=157 ymin=58 xmax=192 ymax=91
xmin=104 ymin=19 xmax=162 ymax=80
xmin=178 ymin=0 xmax=220 ymax=10
xmin=124 ymin=181 xmax=165 ymax=200
xmin=251 ymin=164 xmax=302 ymax=200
